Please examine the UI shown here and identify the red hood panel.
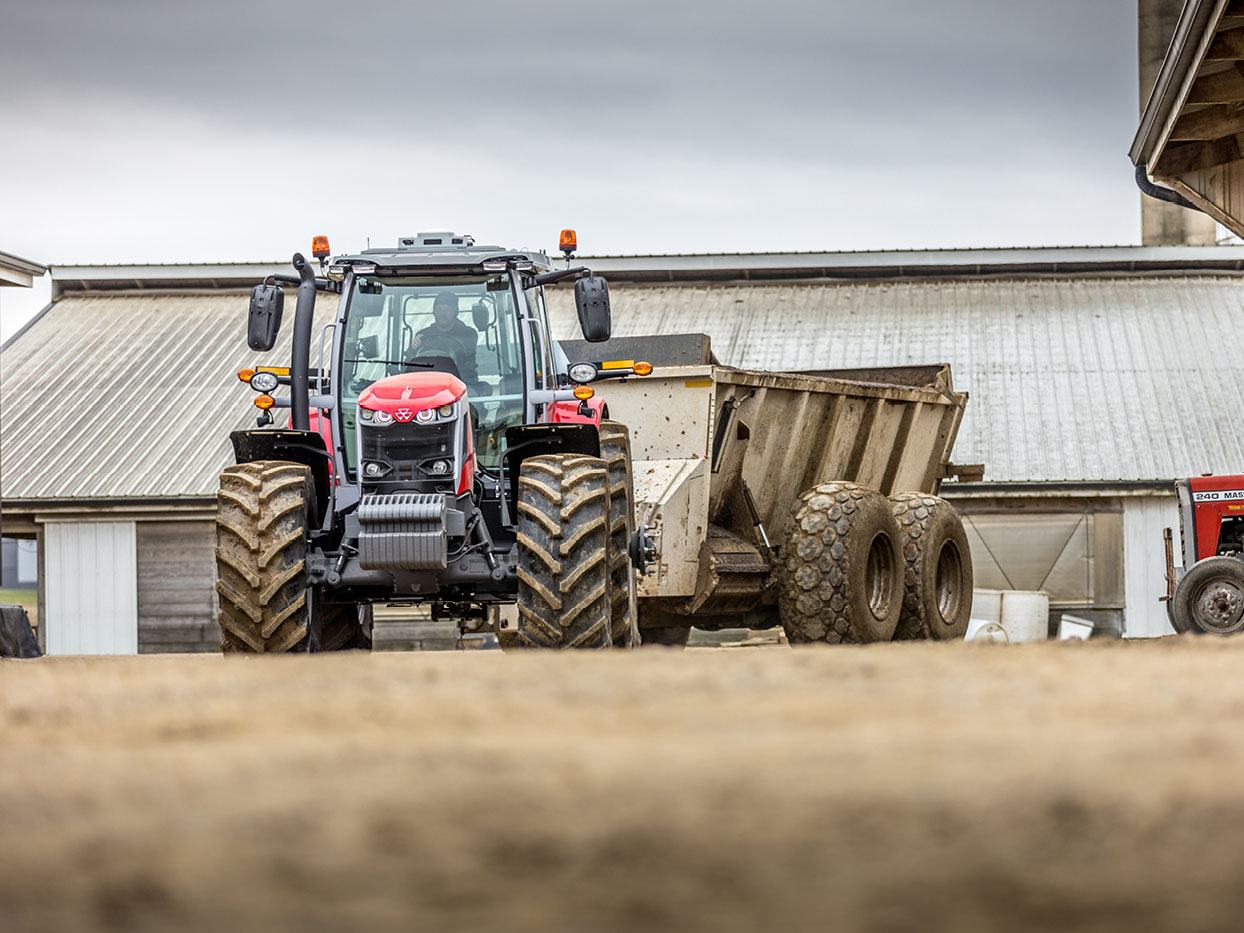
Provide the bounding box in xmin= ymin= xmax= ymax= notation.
xmin=358 ymin=372 xmax=466 ymax=414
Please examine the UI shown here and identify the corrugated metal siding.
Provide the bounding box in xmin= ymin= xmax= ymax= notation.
xmin=547 ymin=276 xmax=1244 ymax=483
xmin=136 ymin=521 xmax=217 ymax=653
xmin=43 ymin=520 xmax=137 ymax=654
xmin=1123 ymin=496 xmax=1181 ymax=638
xmin=0 ymin=291 xmax=336 ymax=499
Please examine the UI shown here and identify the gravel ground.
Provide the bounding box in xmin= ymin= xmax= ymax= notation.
xmin=4 ymin=638 xmax=1244 ymax=932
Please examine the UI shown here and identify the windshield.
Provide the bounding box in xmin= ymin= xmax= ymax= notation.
xmin=339 ymin=274 xmax=524 ymax=473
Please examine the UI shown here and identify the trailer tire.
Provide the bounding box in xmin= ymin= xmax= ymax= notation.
xmin=890 ymin=494 xmax=973 ymax=641
xmin=599 ymin=421 xmax=639 ymax=648
xmin=215 ymin=461 xmax=314 ymax=653
xmin=779 ymin=482 xmax=902 ymax=645
xmin=1171 ymin=556 xmax=1244 ymax=635
xmin=511 ymin=454 xmax=613 ymax=649
xmin=640 ymin=626 xmax=692 ymax=648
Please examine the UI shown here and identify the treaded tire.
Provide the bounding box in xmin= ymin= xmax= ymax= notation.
xmin=511 ymin=454 xmax=613 ymax=649
xmin=215 ymin=461 xmax=314 ymax=653
xmin=1171 ymin=556 xmax=1244 ymax=635
xmin=779 ymin=482 xmax=902 ymax=645
xmin=599 ymin=421 xmax=639 ymax=648
xmin=640 ymin=626 xmax=692 ymax=648
xmin=320 ymin=603 xmax=374 ymax=651
xmin=890 ymin=493 xmax=973 ymax=641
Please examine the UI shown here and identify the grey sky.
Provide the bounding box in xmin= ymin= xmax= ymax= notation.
xmin=0 ymin=0 xmax=1141 ymax=333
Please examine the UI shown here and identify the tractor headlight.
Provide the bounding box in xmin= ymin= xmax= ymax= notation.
xmin=437 ymin=403 xmax=455 ymax=419
xmin=569 ymin=362 xmax=597 ymax=384
xmin=373 ymin=410 xmax=393 ymax=425
xmin=429 ymin=459 xmax=451 ymax=476
xmin=249 ymin=370 xmax=280 ymax=393
xmin=416 ymin=408 xmax=435 ymax=424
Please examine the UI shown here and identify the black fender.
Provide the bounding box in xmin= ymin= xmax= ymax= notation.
xmin=502 ymin=424 xmax=601 ymax=513
xmin=230 ymin=429 xmax=331 ymax=524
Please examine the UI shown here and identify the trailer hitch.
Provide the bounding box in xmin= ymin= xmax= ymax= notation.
xmin=630 ymin=524 xmax=658 ymax=575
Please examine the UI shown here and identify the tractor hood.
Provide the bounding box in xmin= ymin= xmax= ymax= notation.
xmin=357 ymin=372 xmax=466 ymax=420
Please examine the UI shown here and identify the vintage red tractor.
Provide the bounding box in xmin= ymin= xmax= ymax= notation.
xmin=1164 ymin=475 xmax=1244 ymax=635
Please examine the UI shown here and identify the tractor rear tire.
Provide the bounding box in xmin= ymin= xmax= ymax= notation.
xmin=890 ymin=493 xmax=973 ymax=641
xmin=215 ymin=461 xmax=315 ymax=653
xmin=1171 ymin=557 xmax=1244 ymax=635
xmin=320 ymin=603 xmax=374 ymax=651
xmin=511 ymin=454 xmax=614 ymax=649
xmin=599 ymin=421 xmax=639 ymax=648
xmin=640 ymin=626 xmax=692 ymax=648
xmin=779 ymin=482 xmax=903 ymax=645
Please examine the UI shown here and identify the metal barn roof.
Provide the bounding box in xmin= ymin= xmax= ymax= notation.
xmin=546 ymin=275 xmax=1244 ymax=486
xmin=3 ymin=254 xmax=1244 ymax=502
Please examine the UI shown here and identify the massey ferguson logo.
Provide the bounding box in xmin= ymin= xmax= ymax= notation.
xmin=393 ymin=408 xmax=414 ymax=423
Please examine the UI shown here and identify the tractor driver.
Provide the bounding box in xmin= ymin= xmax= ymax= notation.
xmin=408 ymin=290 xmax=480 ymax=386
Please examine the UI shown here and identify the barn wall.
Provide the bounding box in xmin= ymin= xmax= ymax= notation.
xmin=43 ymin=520 xmax=138 ymax=655
xmin=1123 ymin=495 xmax=1180 ymax=638
xmin=136 ymin=521 xmax=218 ymax=653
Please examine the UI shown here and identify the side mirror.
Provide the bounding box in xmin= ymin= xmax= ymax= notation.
xmin=574 ymin=275 xmax=611 ymax=343
xmin=247 ymin=284 xmax=284 ymax=351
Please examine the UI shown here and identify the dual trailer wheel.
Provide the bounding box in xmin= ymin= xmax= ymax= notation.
xmin=779 ymin=483 xmax=973 ymax=646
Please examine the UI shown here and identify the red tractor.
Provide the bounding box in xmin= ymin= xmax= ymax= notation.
xmin=217 ymin=231 xmax=653 ymax=652
xmin=1164 ymin=475 xmax=1244 ymax=635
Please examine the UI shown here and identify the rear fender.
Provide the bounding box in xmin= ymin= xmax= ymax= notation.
xmin=230 ymin=429 xmax=331 ymax=523
xmin=549 ymin=397 xmax=607 ymax=425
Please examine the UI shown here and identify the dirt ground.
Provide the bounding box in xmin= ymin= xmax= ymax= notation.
xmin=5 ymin=638 xmax=1244 ymax=933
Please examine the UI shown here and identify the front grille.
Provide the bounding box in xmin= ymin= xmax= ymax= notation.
xmin=361 ymin=421 xmax=456 ymax=486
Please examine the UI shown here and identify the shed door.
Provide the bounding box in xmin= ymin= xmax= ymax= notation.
xmin=43 ymin=521 xmax=138 ymax=655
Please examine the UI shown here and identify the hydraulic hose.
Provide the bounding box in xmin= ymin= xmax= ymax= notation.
xmin=290 ymin=252 xmax=317 ymax=432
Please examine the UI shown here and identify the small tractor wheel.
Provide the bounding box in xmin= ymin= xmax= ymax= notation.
xmin=215 ymin=460 xmax=315 ymax=653
xmin=512 ymin=454 xmax=614 ymax=649
xmin=640 ymin=626 xmax=692 ymax=648
xmin=1171 ymin=557 xmax=1244 ymax=635
xmin=599 ymin=421 xmax=639 ymax=648
xmin=779 ymin=482 xmax=903 ymax=645
xmin=890 ymin=493 xmax=973 ymax=641
xmin=319 ymin=603 xmax=374 ymax=651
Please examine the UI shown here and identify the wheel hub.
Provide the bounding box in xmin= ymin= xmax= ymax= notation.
xmin=1195 ymin=579 xmax=1244 ymax=632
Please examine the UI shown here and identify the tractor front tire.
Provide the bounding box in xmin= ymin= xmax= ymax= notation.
xmin=890 ymin=493 xmax=973 ymax=641
xmin=511 ymin=454 xmax=614 ymax=649
xmin=599 ymin=421 xmax=639 ymax=648
xmin=215 ymin=461 xmax=315 ymax=653
xmin=779 ymin=482 xmax=903 ymax=645
xmin=1171 ymin=557 xmax=1244 ymax=635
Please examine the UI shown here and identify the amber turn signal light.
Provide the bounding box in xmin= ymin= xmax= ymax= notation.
xmin=633 ymin=361 xmax=653 ymax=376
xmin=311 ymin=235 xmax=331 ymax=259
xmin=573 ymin=385 xmax=594 ymax=401
xmin=253 ymin=394 xmax=276 ymax=410
xmin=237 ymin=367 xmax=255 ymax=383
xmin=559 ymin=228 xmax=577 ymax=253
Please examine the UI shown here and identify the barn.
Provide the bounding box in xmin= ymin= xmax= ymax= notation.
xmin=4 ymin=244 xmax=1244 ymax=650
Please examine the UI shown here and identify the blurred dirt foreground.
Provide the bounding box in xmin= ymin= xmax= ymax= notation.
xmin=5 ymin=639 xmax=1244 ymax=933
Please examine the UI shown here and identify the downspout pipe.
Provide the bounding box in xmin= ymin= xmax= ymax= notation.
xmin=1135 ymin=163 xmax=1201 ymax=212
xmin=289 ymin=252 xmax=317 ymax=432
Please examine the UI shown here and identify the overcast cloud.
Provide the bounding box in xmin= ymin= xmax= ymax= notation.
xmin=0 ymin=0 xmax=1140 ymax=334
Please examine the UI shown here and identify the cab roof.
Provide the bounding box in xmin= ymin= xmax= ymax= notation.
xmin=341 ymin=231 xmax=555 ymax=273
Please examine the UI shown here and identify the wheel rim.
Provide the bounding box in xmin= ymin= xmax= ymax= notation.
xmin=935 ymin=540 xmax=963 ymax=626
xmin=1192 ymin=577 xmax=1244 ymax=633
xmin=866 ymin=532 xmax=896 ymax=620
